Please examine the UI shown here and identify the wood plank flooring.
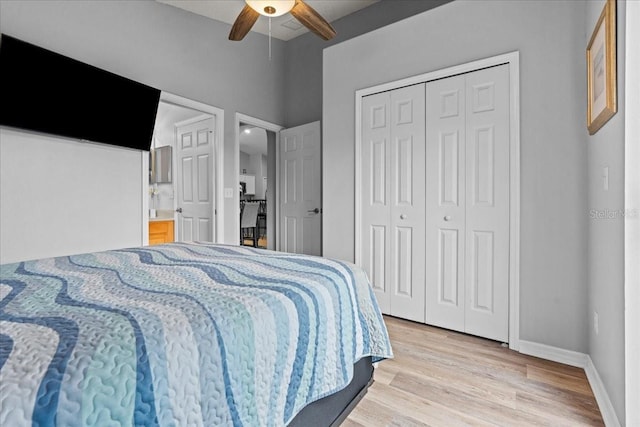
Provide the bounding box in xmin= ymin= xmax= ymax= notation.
xmin=345 ymin=316 xmax=604 ymax=426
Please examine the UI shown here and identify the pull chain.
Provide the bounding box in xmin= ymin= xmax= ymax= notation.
xmin=268 ymin=17 xmax=272 ymax=61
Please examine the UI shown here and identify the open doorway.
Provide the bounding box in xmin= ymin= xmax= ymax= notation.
xmin=235 ymin=113 xmax=282 ymax=250
xmin=239 ymin=124 xmax=269 ymax=248
xmin=148 ymin=93 xmax=224 ymax=244
xmin=234 ymin=115 xmax=323 ymax=255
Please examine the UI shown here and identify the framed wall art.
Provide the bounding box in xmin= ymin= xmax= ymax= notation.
xmin=586 ymin=0 xmax=617 ymax=135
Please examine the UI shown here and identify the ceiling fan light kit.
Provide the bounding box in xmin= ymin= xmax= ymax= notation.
xmin=229 ymin=0 xmax=336 ymax=41
xmin=245 ymin=0 xmax=295 ymax=17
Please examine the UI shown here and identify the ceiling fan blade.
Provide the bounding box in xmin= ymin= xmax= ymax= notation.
xmin=290 ymin=0 xmax=336 ymax=41
xmin=229 ymin=4 xmax=260 ymax=41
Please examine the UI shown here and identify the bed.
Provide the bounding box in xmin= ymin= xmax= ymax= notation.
xmin=0 ymin=243 xmax=392 ymax=426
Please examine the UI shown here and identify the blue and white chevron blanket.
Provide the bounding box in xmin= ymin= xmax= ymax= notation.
xmin=0 ymin=243 xmax=392 ymax=426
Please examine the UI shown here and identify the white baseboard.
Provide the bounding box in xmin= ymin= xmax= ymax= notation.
xmin=518 ymin=340 xmax=621 ymax=427
xmin=585 ymin=356 xmax=622 ymax=427
xmin=519 ymin=339 xmax=588 ymax=367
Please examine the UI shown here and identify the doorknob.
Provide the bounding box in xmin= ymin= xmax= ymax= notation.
xmin=308 ymin=208 xmax=320 ymax=214
xmin=444 ymin=215 xmax=451 ymax=221
xmin=400 ymin=214 xmax=407 ymax=220
xmin=176 ymin=207 xmax=183 ymax=213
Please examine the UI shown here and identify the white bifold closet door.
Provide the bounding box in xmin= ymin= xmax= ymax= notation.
xmin=361 ymin=84 xmax=426 ymax=323
xmin=425 ymin=64 xmax=510 ymax=342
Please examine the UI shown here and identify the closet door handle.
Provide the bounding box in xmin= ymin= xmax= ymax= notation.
xmin=400 ymin=214 xmax=407 ymax=220
xmin=444 ymin=215 xmax=452 ymax=221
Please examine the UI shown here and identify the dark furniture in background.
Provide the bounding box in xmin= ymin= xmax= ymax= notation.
xmin=240 ymin=200 xmax=267 ymax=248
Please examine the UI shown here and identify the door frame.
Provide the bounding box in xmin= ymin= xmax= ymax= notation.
xmin=160 ymin=92 xmax=225 ymax=243
xmin=234 ymin=113 xmax=283 ymax=248
xmin=625 ymin=1 xmax=640 ymax=423
xmin=354 ymin=51 xmax=521 ymax=350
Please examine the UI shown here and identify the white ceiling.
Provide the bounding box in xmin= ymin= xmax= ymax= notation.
xmin=154 ymin=105 xmax=268 ymax=156
xmin=153 ymin=102 xmax=208 ymax=148
xmin=156 ymin=0 xmax=379 ymax=41
xmin=240 ymin=126 xmax=268 ymax=156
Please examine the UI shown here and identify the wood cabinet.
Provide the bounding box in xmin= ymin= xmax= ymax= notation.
xmin=149 ymin=220 xmax=174 ymax=245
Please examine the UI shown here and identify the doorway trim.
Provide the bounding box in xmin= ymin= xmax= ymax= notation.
xmin=354 ymin=51 xmax=521 ymax=350
xmin=625 ymin=1 xmax=640 ymax=424
xmin=160 ymin=92 xmax=225 ymax=243
xmin=234 ymin=113 xmax=283 ymax=247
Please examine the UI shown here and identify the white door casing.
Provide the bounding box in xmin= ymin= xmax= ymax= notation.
xmin=361 ymin=84 xmax=426 ymax=323
xmin=279 ymin=121 xmax=322 ymax=256
xmin=425 ymin=65 xmax=510 ymax=342
xmin=176 ymin=116 xmax=215 ymax=242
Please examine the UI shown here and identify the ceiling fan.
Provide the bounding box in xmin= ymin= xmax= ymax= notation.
xmin=229 ymin=0 xmax=337 ymax=41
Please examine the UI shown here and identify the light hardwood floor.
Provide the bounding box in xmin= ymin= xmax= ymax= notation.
xmin=345 ymin=316 xmax=604 ymax=426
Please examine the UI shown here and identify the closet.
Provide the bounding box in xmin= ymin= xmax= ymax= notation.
xmin=360 ymin=64 xmax=510 ymax=342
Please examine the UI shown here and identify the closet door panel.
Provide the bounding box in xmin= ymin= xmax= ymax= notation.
xmin=362 ymin=92 xmax=392 ymax=313
xmin=389 ymin=84 xmax=426 ymax=322
xmin=368 ymin=225 xmax=387 ymax=297
xmin=464 ymin=64 xmax=510 ymax=342
xmin=425 ymin=75 xmax=466 ymax=332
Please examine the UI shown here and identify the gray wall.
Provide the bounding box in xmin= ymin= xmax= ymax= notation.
xmin=284 ymin=0 xmax=451 ymax=127
xmin=240 ymin=151 xmax=251 ymax=175
xmin=586 ymin=0 xmax=626 ymax=423
xmin=323 ymin=0 xmax=588 ymax=356
xmin=0 ymin=0 xmax=287 ymax=244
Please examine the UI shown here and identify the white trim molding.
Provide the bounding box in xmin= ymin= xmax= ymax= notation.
xmin=585 ymin=357 xmax=622 ymax=427
xmin=519 ymin=340 xmax=621 ymax=427
xmin=141 ymin=151 xmax=150 ymax=246
xmin=159 ymin=92 xmax=225 ymax=244
xmin=625 ymin=1 xmax=640 ymax=425
xmin=518 ymin=340 xmax=588 ymax=368
xmin=354 ymin=51 xmax=521 ymax=350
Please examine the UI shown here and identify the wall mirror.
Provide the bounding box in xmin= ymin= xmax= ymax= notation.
xmin=151 ymin=145 xmax=172 ymax=183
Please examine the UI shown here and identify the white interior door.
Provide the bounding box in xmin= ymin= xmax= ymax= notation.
xmin=463 ymin=65 xmax=510 ymax=341
xmin=361 ymin=91 xmax=392 ymax=314
xmin=426 ymin=65 xmax=510 ymax=342
xmin=425 ymin=74 xmax=467 ymax=333
xmin=361 ymin=84 xmax=426 ymax=322
xmin=279 ymin=121 xmax=322 ymax=256
xmin=176 ymin=116 xmax=215 ymax=242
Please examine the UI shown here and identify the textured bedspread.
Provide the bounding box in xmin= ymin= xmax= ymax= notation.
xmin=0 ymin=243 xmax=392 ymax=426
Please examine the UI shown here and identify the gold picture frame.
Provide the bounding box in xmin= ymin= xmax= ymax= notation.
xmin=586 ymin=0 xmax=617 ymax=135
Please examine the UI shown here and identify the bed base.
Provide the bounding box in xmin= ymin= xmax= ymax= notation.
xmin=288 ymin=356 xmax=374 ymax=426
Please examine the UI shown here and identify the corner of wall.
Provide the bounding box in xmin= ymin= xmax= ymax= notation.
xmin=585 ymin=357 xmax=623 ymax=427
xmin=585 ymin=0 xmax=627 ymax=423
xmin=518 ymin=339 xmax=622 ymax=426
